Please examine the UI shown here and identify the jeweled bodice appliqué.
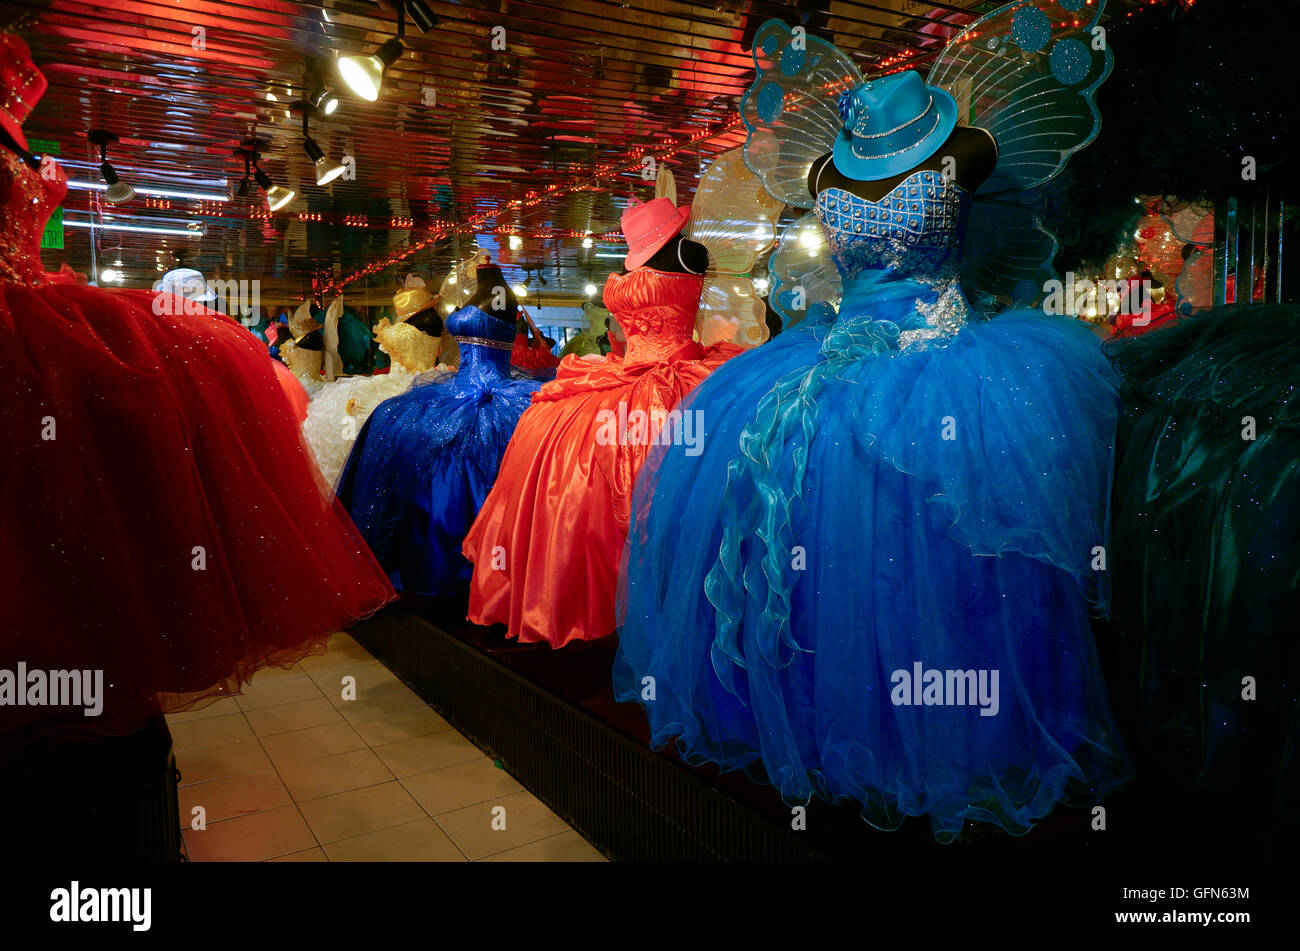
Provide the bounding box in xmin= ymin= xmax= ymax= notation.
xmin=602 ymin=268 xmax=705 ymax=365
xmin=0 ymin=151 xmax=67 ymax=287
xmin=815 ymin=169 xmax=973 ymax=346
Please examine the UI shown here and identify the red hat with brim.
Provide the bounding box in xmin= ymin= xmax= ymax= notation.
xmin=622 ymin=196 xmax=691 ymax=271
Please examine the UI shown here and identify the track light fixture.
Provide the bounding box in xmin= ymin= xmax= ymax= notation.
xmin=307 ymin=84 xmax=339 ymax=116
xmin=238 ymin=141 xmax=295 ymax=212
xmin=87 ymin=129 xmax=134 ymax=204
xmin=338 ymin=1 xmax=438 ymax=101
xmin=299 ymin=112 xmax=347 ymax=186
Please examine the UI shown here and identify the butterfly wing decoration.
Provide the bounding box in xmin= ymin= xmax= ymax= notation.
xmin=688 ymin=147 xmax=784 ymax=347
xmin=322 ymin=295 xmax=343 ymax=382
xmin=741 ymin=19 xmax=863 ymax=211
xmin=928 ymin=0 xmax=1114 ymax=308
xmin=766 ymin=210 xmax=842 ymax=328
xmin=437 ymin=251 xmax=485 ymax=369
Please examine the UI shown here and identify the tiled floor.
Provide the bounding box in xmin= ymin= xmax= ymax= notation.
xmin=170 ymin=631 xmax=606 ymax=862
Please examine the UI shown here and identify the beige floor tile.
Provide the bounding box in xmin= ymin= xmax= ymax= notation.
xmin=372 ymin=731 xmax=483 ymax=779
xmin=348 ymin=706 xmax=454 ymax=746
xmin=480 ymin=830 xmax=607 ymax=863
xmin=168 ymin=712 xmax=255 ymax=753
xmin=401 ymin=758 xmax=523 ymax=816
xmin=266 ymin=847 xmax=329 ymax=862
xmin=235 ymin=675 xmax=324 ymax=712
xmin=435 ymin=790 xmax=570 ymax=860
xmin=183 ymin=804 xmax=317 ymax=862
xmin=178 ymin=769 xmax=291 ymax=829
xmin=336 ymin=681 xmax=427 ymax=721
xmin=245 ymin=698 xmax=343 ymax=737
xmin=328 ymin=631 xmax=360 ymax=650
xmin=165 ymin=696 xmax=241 ymax=724
xmin=258 ymin=720 xmax=368 ymax=768
xmin=312 ymin=660 xmax=397 ymax=704
xmin=176 ymin=738 xmax=273 ymax=786
xmin=323 ymin=818 xmax=467 ymax=862
xmin=276 ymin=747 xmax=394 ymax=802
xmin=297 ymin=780 xmax=425 ymax=844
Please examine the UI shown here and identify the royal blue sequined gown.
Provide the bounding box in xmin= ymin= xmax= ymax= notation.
xmin=614 ymin=170 xmax=1131 ymax=841
xmin=336 ymin=305 xmax=541 ymax=595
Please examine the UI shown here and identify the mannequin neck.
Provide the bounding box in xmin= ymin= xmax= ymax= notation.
xmin=621 ymin=235 xmax=708 ymax=275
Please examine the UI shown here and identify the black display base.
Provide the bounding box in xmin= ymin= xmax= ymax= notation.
xmin=1 ymin=715 xmax=182 ymax=862
xmin=351 ymin=604 xmax=1130 ymax=861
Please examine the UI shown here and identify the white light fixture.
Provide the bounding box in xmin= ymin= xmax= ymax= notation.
xmin=100 ymin=268 xmax=120 ymax=283
xmin=64 ymin=219 xmax=205 ymax=237
xmin=594 ymin=252 xmax=623 ymax=259
xmin=582 ymin=237 xmax=593 ymax=248
xmin=339 ymin=38 xmax=403 ymax=102
xmin=584 ymin=282 xmax=597 ymax=296
xmin=513 ymin=283 xmax=528 ymax=296
xmin=508 ymin=235 xmax=523 ymax=250
xmin=67 ymin=180 xmax=229 ymax=203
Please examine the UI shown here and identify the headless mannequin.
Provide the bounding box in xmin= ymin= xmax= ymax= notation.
xmin=467 ymin=264 xmax=519 ymax=325
xmin=406 ymin=304 xmax=444 ymax=338
xmin=619 ymin=233 xmax=709 ymax=276
xmin=806 ymin=126 xmax=998 ymax=202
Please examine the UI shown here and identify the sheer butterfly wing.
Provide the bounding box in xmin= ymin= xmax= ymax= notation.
xmin=929 ymin=0 xmax=1113 ymax=197
xmin=929 ymin=1 xmax=1113 ymax=307
xmin=741 ymin=18 xmax=863 ymax=211
xmin=322 ymin=296 xmax=343 ymax=381
xmin=766 ymin=210 xmax=840 ymax=329
xmin=689 ymin=148 xmax=784 ymax=347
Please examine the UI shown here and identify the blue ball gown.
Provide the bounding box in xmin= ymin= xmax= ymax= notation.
xmin=336 ymin=305 xmax=542 ymax=595
xmin=613 ymin=170 xmax=1131 ymax=841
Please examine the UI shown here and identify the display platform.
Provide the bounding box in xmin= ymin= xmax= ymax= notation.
xmin=352 ymin=603 xmax=1147 ymax=861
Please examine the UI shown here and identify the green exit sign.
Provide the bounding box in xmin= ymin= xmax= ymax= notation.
xmin=27 ymin=137 xmax=63 ymax=250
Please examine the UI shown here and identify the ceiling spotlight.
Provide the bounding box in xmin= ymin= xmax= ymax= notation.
xmin=584 ymin=283 xmax=597 ymax=297
xmin=582 ymin=237 xmax=593 ymax=248
xmin=407 ymin=1 xmax=440 ymax=32
xmin=339 ymin=37 xmax=403 ymax=102
xmin=508 ymin=235 xmax=523 ymax=250
xmin=307 ymin=85 xmax=339 ymax=116
xmin=254 ymin=166 xmax=295 ymax=211
xmin=513 ymin=283 xmax=528 ymax=297
xmin=100 ymin=268 xmax=120 ymax=283
xmin=300 ymin=113 xmax=346 ymax=185
xmin=88 ymin=129 xmax=134 ymax=204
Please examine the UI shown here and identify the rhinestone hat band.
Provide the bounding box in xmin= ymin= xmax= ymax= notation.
xmin=850 ymin=110 xmax=942 ymax=160
xmin=851 ymin=96 xmax=934 ymax=139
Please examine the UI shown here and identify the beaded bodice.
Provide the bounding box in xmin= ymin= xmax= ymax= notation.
xmin=815 ymin=169 xmax=974 ymax=345
xmin=0 ymin=151 xmax=66 ymax=287
xmin=448 ymin=305 xmax=515 ymax=380
xmin=602 ymin=267 xmax=705 ymax=365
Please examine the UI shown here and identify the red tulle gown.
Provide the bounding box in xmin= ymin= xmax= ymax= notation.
xmin=0 ymin=144 xmax=395 ymax=757
xmin=463 ymin=267 xmax=740 ymax=646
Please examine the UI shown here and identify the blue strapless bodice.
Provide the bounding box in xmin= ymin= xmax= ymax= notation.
xmin=816 ymin=169 xmax=973 ymax=343
xmin=447 ymin=305 xmax=515 ymax=381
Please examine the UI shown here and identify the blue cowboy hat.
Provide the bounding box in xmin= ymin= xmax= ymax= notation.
xmin=831 ymin=70 xmax=958 ymax=182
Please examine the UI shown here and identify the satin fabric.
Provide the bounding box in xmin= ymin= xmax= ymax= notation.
xmin=614 ymin=171 xmax=1129 ymax=841
xmin=1107 ymin=303 xmax=1300 ymax=820
xmin=337 ymin=306 xmax=541 ymax=595
xmin=463 ymin=268 xmax=740 ymax=647
xmin=0 ymin=150 xmax=395 ymax=757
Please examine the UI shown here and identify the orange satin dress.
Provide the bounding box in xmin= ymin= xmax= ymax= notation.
xmin=463 ymin=267 xmax=741 ymax=647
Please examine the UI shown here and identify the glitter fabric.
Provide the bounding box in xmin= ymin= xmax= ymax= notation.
xmin=0 ymin=61 xmax=394 ymax=757
xmin=615 ymin=165 xmax=1130 ymax=842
